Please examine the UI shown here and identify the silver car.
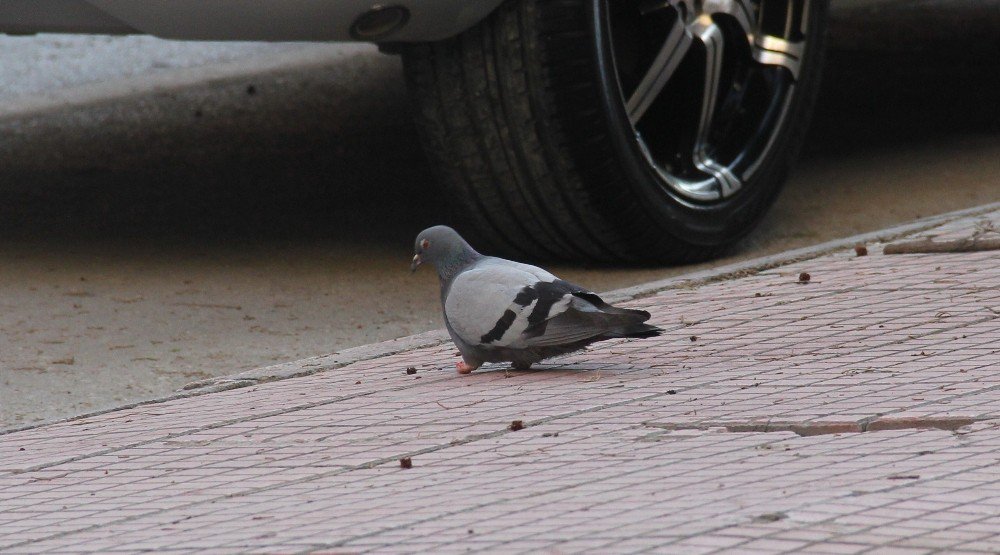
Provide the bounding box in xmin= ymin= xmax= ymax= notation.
xmin=1 ymin=0 xmax=829 ymax=262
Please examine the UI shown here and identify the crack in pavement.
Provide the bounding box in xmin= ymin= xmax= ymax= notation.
xmin=643 ymin=415 xmax=983 ymax=437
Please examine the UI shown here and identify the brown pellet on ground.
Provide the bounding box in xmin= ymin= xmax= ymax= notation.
xmin=399 ymin=457 xmax=412 ymax=469
xmin=509 ymin=420 xmax=524 ymax=431
xmin=798 ymin=272 xmax=811 ymax=283
xmin=405 ymin=367 xmax=417 ymax=375
xmin=689 ymin=335 xmax=697 ymax=342
xmin=855 ymin=244 xmax=868 ymax=256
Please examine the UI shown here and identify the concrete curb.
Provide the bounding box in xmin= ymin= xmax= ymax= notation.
xmin=603 ymin=201 xmax=1000 ymax=303
xmin=3 ymin=200 xmax=998 ymax=437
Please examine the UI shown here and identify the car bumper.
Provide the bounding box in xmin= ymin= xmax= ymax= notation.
xmin=0 ymin=0 xmax=505 ymax=42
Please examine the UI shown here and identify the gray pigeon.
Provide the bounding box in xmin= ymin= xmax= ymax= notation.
xmin=411 ymin=226 xmax=661 ymax=374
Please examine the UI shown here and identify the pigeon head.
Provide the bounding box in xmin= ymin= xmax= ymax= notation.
xmin=411 ymin=225 xmax=479 ymax=279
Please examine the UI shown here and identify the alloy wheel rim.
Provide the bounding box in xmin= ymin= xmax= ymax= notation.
xmin=607 ymin=0 xmax=810 ymax=203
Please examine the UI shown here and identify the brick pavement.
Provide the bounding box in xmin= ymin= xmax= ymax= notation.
xmin=1 ymin=207 xmax=999 ymax=554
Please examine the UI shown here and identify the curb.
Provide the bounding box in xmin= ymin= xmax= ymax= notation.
xmin=3 ymin=201 xmax=998 ymax=437
xmin=604 ymin=201 xmax=1000 ymax=303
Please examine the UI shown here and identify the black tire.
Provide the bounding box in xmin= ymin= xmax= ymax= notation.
xmin=402 ymin=0 xmax=828 ymax=264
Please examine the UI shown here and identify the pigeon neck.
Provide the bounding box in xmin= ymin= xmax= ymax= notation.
xmin=436 ymin=248 xmax=480 ymax=282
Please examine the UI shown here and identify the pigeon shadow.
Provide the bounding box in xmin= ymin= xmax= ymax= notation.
xmin=472 ymin=362 xmax=645 ymax=377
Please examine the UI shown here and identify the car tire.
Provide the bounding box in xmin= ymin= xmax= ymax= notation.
xmin=402 ymin=0 xmax=828 ymax=263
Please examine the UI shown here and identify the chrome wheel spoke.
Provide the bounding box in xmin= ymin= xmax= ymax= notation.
xmin=752 ymin=34 xmax=804 ymax=80
xmin=691 ymin=18 xmax=741 ymax=196
xmin=610 ymin=0 xmax=810 ymax=203
xmin=702 ymin=0 xmax=756 ymax=39
xmin=626 ymin=15 xmax=693 ymax=124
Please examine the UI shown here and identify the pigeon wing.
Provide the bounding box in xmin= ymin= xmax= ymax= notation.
xmin=514 ymin=281 xmax=656 ymax=348
xmin=444 ymin=263 xmax=555 ymax=349
xmin=445 ymin=259 xmax=654 ymax=352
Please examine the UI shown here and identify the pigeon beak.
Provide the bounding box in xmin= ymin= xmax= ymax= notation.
xmin=410 ymin=254 xmax=422 ymax=273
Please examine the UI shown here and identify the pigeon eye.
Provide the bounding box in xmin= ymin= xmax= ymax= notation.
xmin=421 ymin=239 xmax=430 ymax=250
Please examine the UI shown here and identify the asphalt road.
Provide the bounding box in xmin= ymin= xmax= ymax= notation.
xmin=1 ymin=3 xmax=999 ymax=430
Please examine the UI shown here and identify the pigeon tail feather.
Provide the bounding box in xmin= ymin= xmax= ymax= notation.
xmin=602 ymin=323 xmax=662 ymax=339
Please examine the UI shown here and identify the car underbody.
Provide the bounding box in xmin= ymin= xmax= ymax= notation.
xmin=0 ymin=0 xmax=503 ymax=41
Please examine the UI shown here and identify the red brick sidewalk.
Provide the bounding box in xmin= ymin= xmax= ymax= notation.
xmin=2 ymin=207 xmax=999 ymax=554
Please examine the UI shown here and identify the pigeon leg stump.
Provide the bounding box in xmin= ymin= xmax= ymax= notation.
xmin=412 ymin=226 xmax=662 ymax=374
xmin=456 ymin=360 xmax=478 ymax=374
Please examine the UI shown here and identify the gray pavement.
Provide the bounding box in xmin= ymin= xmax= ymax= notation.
xmin=0 ymin=35 xmax=301 ymax=103
xmin=0 ymin=2 xmax=999 ymax=430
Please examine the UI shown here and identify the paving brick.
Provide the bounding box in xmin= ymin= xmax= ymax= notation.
xmin=1 ymin=208 xmax=999 ymax=553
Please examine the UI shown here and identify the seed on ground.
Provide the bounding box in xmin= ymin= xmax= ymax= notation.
xmin=509 ymin=420 xmax=524 ymax=431
xmin=798 ymin=272 xmax=811 ymax=283
xmin=405 ymin=367 xmax=417 ymax=375
xmin=399 ymin=457 xmax=412 ymax=469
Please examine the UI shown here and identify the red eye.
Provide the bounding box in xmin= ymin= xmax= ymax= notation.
xmin=421 ymin=239 xmax=430 ymax=249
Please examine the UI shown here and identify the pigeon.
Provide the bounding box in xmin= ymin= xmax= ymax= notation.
xmin=411 ymin=225 xmax=662 ymax=374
